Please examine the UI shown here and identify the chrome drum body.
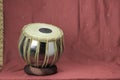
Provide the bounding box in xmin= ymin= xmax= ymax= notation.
xmin=18 ymin=23 xmax=64 ymax=68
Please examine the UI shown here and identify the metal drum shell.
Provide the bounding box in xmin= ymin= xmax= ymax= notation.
xmin=18 ymin=32 xmax=64 ymax=68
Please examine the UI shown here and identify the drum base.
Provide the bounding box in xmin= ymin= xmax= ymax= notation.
xmin=24 ymin=65 xmax=57 ymax=76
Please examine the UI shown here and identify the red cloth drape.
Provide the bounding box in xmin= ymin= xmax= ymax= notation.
xmin=1 ymin=0 xmax=120 ymax=79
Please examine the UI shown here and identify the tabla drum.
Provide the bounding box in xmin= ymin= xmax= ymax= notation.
xmin=18 ymin=23 xmax=64 ymax=69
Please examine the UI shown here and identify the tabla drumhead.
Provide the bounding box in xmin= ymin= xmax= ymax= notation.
xmin=22 ymin=23 xmax=63 ymax=41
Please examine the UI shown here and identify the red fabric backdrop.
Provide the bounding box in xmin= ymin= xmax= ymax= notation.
xmin=1 ymin=0 xmax=120 ymax=79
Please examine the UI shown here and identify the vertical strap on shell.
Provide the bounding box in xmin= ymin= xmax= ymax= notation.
xmin=23 ymin=37 xmax=28 ymax=62
xmin=18 ymin=34 xmax=24 ymax=52
xmin=45 ymin=56 xmax=49 ymax=67
xmin=42 ymin=40 xmax=48 ymax=68
xmin=27 ymin=38 xmax=32 ymax=65
xmin=60 ymin=37 xmax=63 ymax=56
xmin=51 ymin=40 xmax=58 ymax=66
xmin=45 ymin=41 xmax=49 ymax=67
xmin=54 ymin=39 xmax=58 ymax=63
xmin=35 ymin=41 xmax=40 ymax=67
